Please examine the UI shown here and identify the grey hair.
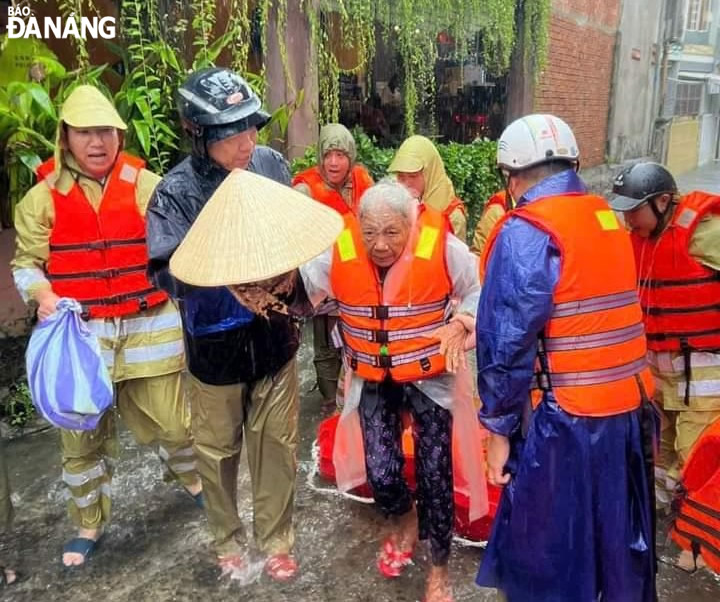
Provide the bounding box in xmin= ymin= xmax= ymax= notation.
xmin=358 ymin=178 xmax=415 ymax=221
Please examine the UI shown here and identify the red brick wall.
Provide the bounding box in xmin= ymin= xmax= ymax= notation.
xmin=534 ymin=0 xmax=621 ymax=167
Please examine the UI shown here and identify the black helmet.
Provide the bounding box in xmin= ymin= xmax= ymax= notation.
xmin=610 ymin=162 xmax=677 ymax=211
xmin=176 ymin=68 xmax=270 ymax=155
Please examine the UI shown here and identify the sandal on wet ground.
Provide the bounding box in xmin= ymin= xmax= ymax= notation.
xmin=62 ymin=536 xmax=102 ymax=568
xmin=376 ymin=537 xmax=414 ymax=578
xmin=264 ymin=553 xmax=298 ymax=582
xmin=0 ymin=567 xmax=23 ymax=588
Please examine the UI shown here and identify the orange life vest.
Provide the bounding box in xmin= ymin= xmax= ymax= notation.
xmin=633 ymin=191 xmax=720 ymax=353
xmin=38 ymin=152 xmax=168 ymax=319
xmin=483 ymin=190 xmax=511 ymax=214
xmin=292 ymin=164 xmax=374 ymax=215
xmin=330 ymin=206 xmax=452 ymax=382
xmin=483 ymin=193 xmax=654 ymax=417
xmin=443 ymin=196 xmax=467 ymax=236
xmin=672 ymin=418 xmax=720 ymax=573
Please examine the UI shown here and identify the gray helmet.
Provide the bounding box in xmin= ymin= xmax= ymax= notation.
xmin=177 ymin=67 xmax=270 ymax=156
xmin=610 ymin=162 xmax=677 ymax=211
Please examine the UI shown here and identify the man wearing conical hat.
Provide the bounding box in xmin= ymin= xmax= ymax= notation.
xmin=11 ymin=85 xmax=201 ymax=568
xmin=145 ymin=68 xmax=301 ymax=581
xmin=293 ymin=124 xmax=374 ymax=410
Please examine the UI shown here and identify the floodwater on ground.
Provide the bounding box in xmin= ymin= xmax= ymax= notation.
xmin=1 ymin=333 xmax=719 ymax=601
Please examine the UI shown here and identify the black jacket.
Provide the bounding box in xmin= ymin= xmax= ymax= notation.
xmin=146 ymin=147 xmax=301 ymax=385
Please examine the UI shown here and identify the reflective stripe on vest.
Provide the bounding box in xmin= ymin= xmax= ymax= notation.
xmin=292 ymin=165 xmax=373 ymax=215
xmin=329 ymin=207 xmax=452 ymax=382
xmin=484 ymin=193 xmax=654 ymax=417
xmin=634 ymin=191 xmax=720 ymax=352
xmin=39 ymin=152 xmax=168 ymax=318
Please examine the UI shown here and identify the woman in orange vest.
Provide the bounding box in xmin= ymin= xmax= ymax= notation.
xmin=475 ymin=115 xmax=657 ymax=601
xmin=297 ymin=180 xmax=487 ymax=602
xmin=389 ymin=135 xmax=467 ymax=241
xmin=11 ymin=86 xmax=200 ymax=568
xmin=293 ymin=124 xmax=373 ymax=408
xmin=610 ymin=162 xmax=720 ymax=571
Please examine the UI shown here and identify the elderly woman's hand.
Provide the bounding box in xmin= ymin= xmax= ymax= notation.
xmin=425 ymin=320 xmax=468 ymax=373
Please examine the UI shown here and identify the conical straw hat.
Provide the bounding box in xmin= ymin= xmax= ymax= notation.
xmin=170 ymin=168 xmax=345 ymax=286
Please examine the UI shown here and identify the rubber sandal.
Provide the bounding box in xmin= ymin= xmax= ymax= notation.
xmin=0 ymin=567 xmax=24 ymax=587
xmin=376 ymin=538 xmax=414 ymax=579
xmin=264 ymin=553 xmax=298 ymax=582
xmin=188 ymin=490 xmax=204 ymax=509
xmin=61 ymin=536 xmax=102 ymax=568
xmin=218 ymin=554 xmax=246 ymax=578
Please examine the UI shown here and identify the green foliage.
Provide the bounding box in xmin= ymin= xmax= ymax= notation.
xmin=290 ymin=127 xmax=501 ymax=239
xmin=523 ymin=0 xmax=552 ymax=76
xmin=0 ymin=43 xmax=107 ymax=221
xmin=306 ymin=1 xmax=539 ymax=132
xmin=437 ymin=139 xmax=502 ymax=235
xmin=2 ymin=381 xmax=35 ymax=428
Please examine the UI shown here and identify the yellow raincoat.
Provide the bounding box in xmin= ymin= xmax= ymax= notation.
xmin=11 ymin=86 xmax=197 ymax=530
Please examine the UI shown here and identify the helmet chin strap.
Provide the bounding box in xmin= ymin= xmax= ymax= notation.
xmin=649 ymin=196 xmax=675 ymax=239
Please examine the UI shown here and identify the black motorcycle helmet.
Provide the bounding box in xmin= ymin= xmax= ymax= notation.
xmin=610 ymin=162 xmax=677 ymax=211
xmin=176 ymin=67 xmax=270 ymax=157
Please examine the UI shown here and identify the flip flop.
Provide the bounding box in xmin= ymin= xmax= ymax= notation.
xmin=0 ymin=567 xmax=24 ymax=587
xmin=264 ymin=554 xmax=298 ymax=582
xmin=62 ymin=536 xmax=102 ymax=568
xmin=377 ymin=538 xmax=414 ymax=578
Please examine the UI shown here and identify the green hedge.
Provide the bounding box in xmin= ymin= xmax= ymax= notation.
xmin=291 ymin=128 xmax=502 ymax=241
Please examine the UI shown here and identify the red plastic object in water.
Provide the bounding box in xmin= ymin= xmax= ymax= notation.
xmin=316 ymin=415 xmax=500 ymax=541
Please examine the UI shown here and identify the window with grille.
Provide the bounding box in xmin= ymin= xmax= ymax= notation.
xmin=675 ymin=81 xmax=703 ymax=115
xmin=686 ymin=0 xmax=710 ymax=31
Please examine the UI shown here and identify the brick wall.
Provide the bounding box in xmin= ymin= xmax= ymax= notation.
xmin=534 ymin=0 xmax=621 ymax=167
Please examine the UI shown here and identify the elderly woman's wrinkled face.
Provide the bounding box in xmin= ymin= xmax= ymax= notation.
xmin=360 ymin=203 xmax=411 ymax=268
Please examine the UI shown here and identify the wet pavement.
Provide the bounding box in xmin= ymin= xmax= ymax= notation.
xmin=676 ymin=161 xmax=720 ymax=194
xmin=1 ymin=332 xmax=720 ymax=602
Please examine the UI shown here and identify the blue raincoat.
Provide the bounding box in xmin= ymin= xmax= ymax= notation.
xmin=475 ymin=170 xmax=657 ymax=602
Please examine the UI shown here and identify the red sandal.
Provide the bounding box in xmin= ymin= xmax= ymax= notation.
xmin=376 ymin=538 xmax=414 ymax=578
xmin=265 ymin=553 xmax=299 ymax=582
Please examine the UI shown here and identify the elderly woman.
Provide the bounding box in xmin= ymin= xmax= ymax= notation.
xmin=389 ymin=135 xmax=467 ymax=241
xmin=296 ymin=180 xmax=485 ymax=602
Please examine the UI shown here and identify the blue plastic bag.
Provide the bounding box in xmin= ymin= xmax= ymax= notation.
xmin=26 ymin=298 xmax=113 ymax=430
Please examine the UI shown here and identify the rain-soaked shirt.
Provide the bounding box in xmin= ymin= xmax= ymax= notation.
xmin=476 ymin=169 xmax=587 ymax=436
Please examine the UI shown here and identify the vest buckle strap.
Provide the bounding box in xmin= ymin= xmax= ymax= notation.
xmin=377 ymin=355 xmax=392 ymax=369
xmin=372 ymin=305 xmax=390 ymax=319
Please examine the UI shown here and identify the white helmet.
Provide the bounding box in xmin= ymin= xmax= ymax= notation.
xmin=497 ymin=114 xmax=579 ymax=172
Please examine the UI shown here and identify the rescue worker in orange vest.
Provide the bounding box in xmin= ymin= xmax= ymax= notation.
xmin=11 ymin=85 xmax=201 ymax=568
xmin=297 ymin=180 xmax=485 ymax=602
xmin=609 ymin=162 xmax=720 ymax=568
xmin=470 ymin=190 xmax=512 ymax=256
xmin=293 ymin=124 xmax=373 ymax=408
xmin=475 ymin=114 xmax=657 ymax=601
xmin=389 ymin=135 xmax=467 ymax=241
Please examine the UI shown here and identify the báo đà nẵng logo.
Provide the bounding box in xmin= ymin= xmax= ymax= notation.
xmin=7 ymin=4 xmax=116 ymax=40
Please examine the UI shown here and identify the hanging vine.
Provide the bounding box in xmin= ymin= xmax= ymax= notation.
xmin=523 ymin=0 xmax=552 ymax=76
xmin=300 ymin=1 xmax=536 ymax=131
xmin=57 ymin=0 xmax=91 ymax=72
